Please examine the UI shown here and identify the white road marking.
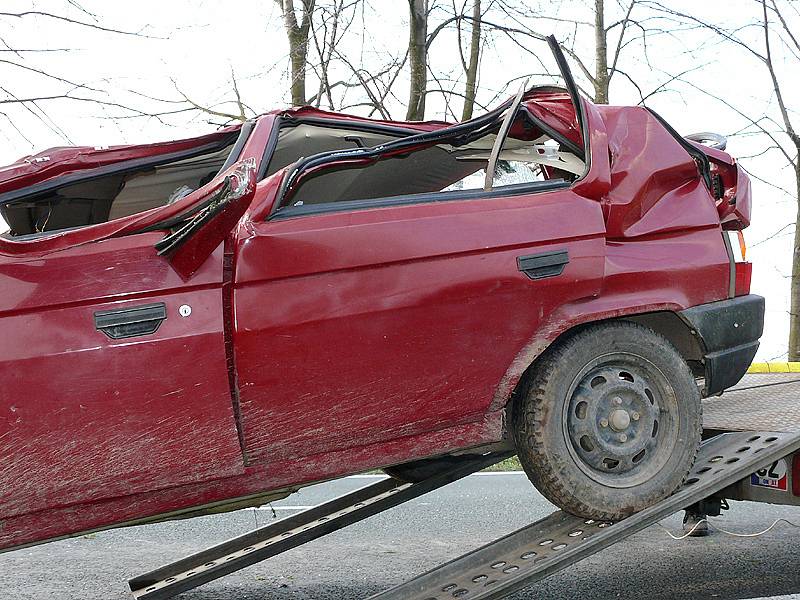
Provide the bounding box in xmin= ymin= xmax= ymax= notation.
xmin=256 ymin=505 xmax=318 ymax=511
xmin=343 ymin=472 xmax=526 ymax=479
xmin=252 ymin=472 xmax=528 ymax=512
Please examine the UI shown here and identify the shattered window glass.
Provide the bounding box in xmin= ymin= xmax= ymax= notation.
xmin=443 ymin=160 xmax=543 ymax=192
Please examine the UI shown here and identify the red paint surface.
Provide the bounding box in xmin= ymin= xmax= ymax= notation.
xmin=0 ymin=89 xmax=751 ymax=552
xmin=793 ymin=454 xmax=800 ymax=497
xmin=735 ymin=262 xmax=753 ymax=297
xmin=0 ymin=239 xmax=245 ymax=519
xmin=233 ymin=191 xmax=605 ymax=463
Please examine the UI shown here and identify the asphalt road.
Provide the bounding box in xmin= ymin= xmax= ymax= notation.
xmin=1 ymin=473 xmax=800 ymax=600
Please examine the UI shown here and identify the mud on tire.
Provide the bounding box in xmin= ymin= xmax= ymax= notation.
xmin=512 ymin=321 xmax=702 ymax=521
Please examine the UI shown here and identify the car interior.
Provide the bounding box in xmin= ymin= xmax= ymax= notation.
xmin=0 ymin=104 xmax=584 ymax=238
xmin=0 ymin=141 xmax=238 ymax=239
xmin=272 ymin=112 xmax=585 ymax=212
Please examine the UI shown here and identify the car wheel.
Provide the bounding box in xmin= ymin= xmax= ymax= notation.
xmin=513 ymin=321 xmax=702 ymax=520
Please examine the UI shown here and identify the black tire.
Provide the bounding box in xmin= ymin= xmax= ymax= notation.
xmin=513 ymin=321 xmax=701 ymax=520
xmin=384 ymin=454 xmax=483 ymax=483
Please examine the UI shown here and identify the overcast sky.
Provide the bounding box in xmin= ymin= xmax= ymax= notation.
xmin=1 ymin=0 xmax=797 ymax=360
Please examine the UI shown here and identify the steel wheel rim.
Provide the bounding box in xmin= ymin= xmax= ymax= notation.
xmin=562 ymin=352 xmax=680 ymax=488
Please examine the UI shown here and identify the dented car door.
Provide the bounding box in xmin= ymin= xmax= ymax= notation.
xmin=0 ymin=164 xmax=256 ymax=520
xmin=230 ymin=77 xmax=608 ymax=467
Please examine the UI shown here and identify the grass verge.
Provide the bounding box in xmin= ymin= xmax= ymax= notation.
xmin=482 ymin=455 xmax=522 ymax=471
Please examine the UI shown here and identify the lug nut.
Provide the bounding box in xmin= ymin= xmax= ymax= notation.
xmin=619 ymin=434 xmax=628 ymax=442
xmin=600 ymin=418 xmax=609 ymax=428
xmin=631 ymin=412 xmax=640 ymax=421
xmin=613 ymin=397 xmax=622 ymax=405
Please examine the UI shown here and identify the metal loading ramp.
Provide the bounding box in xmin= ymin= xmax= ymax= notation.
xmin=129 ymin=428 xmax=800 ymax=600
xmin=128 ymin=452 xmax=514 ymax=599
xmin=367 ymin=431 xmax=800 ymax=600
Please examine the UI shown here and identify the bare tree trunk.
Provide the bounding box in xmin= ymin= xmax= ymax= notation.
xmin=461 ymin=0 xmax=481 ymax=120
xmin=407 ymin=0 xmax=428 ymax=120
xmin=757 ymin=0 xmax=800 ymax=360
xmin=593 ymin=0 xmax=610 ymax=104
xmin=276 ymin=0 xmax=315 ymax=106
xmin=790 ymin=157 xmax=800 ymax=361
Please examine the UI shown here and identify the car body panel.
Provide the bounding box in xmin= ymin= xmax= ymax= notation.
xmin=233 ymin=185 xmax=606 ymax=464
xmin=599 ymin=105 xmax=728 ymax=239
xmin=0 ymin=413 xmax=500 ymax=551
xmin=0 ymin=236 xmax=244 ymax=520
xmin=491 ymin=226 xmax=732 ymax=408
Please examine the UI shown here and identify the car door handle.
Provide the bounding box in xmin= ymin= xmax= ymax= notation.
xmin=517 ymin=250 xmax=569 ymax=280
xmin=94 ymin=302 xmax=167 ymax=339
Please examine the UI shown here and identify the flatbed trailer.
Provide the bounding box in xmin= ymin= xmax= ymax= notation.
xmin=129 ymin=374 xmax=800 ymax=600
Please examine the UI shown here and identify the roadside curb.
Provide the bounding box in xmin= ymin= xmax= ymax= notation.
xmin=748 ymin=362 xmax=800 ymax=373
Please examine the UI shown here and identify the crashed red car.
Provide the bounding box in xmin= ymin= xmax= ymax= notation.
xmin=0 ymin=41 xmax=761 ymax=553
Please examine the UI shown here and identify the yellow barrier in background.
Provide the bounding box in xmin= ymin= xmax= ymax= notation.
xmin=747 ymin=362 xmax=800 ymax=373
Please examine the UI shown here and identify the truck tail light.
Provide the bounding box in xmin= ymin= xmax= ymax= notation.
xmin=735 ymin=262 xmax=752 ymax=296
xmin=793 ymin=453 xmax=800 ymax=496
xmin=737 ymin=230 xmax=747 ymax=260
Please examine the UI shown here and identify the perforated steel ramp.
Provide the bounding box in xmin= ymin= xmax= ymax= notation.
xmin=367 ymin=431 xmax=800 ymax=600
xmin=129 ymin=431 xmax=800 ymax=600
xmin=128 ymin=452 xmax=511 ymax=600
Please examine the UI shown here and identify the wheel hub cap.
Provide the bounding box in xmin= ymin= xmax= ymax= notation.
xmin=564 ymin=359 xmax=677 ymax=488
xmin=609 ymin=409 xmax=631 ymax=431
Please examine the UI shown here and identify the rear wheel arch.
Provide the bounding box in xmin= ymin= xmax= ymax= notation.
xmin=505 ymin=308 xmax=704 ymax=411
xmin=385 ymin=310 xmax=702 ymax=488
xmin=510 ymin=318 xmax=702 ymax=519
xmin=623 ymin=311 xmax=705 ymax=378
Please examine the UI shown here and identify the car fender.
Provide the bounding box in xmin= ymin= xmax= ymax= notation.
xmin=490 ymin=298 xmax=689 ymax=411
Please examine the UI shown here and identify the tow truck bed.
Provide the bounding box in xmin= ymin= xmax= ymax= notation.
xmin=704 ymin=374 xmax=800 ymax=433
xmin=130 ymin=374 xmax=800 ymax=600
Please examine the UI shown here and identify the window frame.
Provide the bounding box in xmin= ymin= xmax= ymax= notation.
xmin=0 ymin=124 xmax=253 ymax=240
xmin=0 ymin=129 xmax=246 ymax=209
xmin=265 ymin=106 xmax=586 ymax=222
xmin=269 ymin=178 xmax=571 ymax=220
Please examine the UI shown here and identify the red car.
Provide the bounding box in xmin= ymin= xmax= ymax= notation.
xmin=0 ymin=41 xmax=760 ymax=553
